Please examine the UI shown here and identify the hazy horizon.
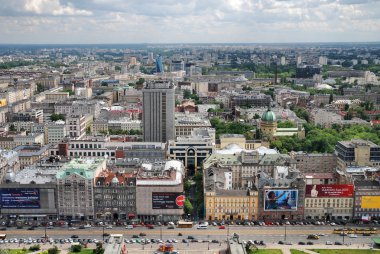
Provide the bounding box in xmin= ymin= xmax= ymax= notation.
xmin=1 ymin=0 xmax=380 ymax=44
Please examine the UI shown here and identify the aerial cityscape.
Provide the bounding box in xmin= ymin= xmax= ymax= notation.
xmin=1 ymin=1 xmax=380 ymax=254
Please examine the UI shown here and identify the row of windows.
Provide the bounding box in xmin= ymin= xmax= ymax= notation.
xmin=69 ymin=151 xmax=115 ymax=157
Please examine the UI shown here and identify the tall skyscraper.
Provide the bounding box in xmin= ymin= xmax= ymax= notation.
xmin=155 ymin=55 xmax=164 ymax=73
xmin=143 ymin=80 xmax=175 ymax=142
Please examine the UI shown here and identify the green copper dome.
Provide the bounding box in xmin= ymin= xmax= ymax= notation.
xmin=261 ymin=109 xmax=276 ymax=122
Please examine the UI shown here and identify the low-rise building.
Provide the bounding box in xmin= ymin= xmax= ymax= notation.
xmin=46 ymin=120 xmax=67 ymax=144
xmin=289 ymin=152 xmax=337 ymax=173
xmin=353 ymin=180 xmax=380 ymax=221
xmin=136 ymin=160 xmax=184 ymax=222
xmin=335 ymin=139 xmax=380 ymax=171
xmin=56 ymin=158 xmax=107 ymax=220
xmin=13 ymin=144 xmax=50 ymax=169
xmin=175 ymin=112 xmax=212 ymax=137
xmin=204 ymin=167 xmax=258 ymax=221
xmin=167 ymin=128 xmax=215 ymax=175
xmin=94 ymin=171 xmax=136 ymax=221
xmin=304 ymin=184 xmax=354 ymax=221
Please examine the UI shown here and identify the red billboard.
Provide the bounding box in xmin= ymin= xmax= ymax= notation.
xmin=305 ymin=184 xmax=354 ymax=198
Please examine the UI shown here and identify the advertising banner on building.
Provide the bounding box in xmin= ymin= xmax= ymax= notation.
xmin=264 ymin=189 xmax=298 ymax=211
xmin=305 ymin=184 xmax=354 ymax=198
xmin=0 ymin=188 xmax=40 ymax=208
xmin=152 ymin=192 xmax=185 ymax=209
xmin=361 ymin=196 xmax=380 ymax=209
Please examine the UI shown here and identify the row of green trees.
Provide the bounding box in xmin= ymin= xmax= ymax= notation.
xmin=270 ymin=124 xmax=380 ymax=153
xmin=210 ymin=117 xmax=255 ymax=139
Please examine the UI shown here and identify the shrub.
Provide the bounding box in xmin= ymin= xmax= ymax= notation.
xmin=71 ymin=245 xmax=82 ymax=253
xmin=29 ymin=244 xmax=41 ymax=251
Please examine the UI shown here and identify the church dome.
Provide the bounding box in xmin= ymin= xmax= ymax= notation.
xmin=261 ymin=109 xmax=277 ymax=122
xmin=4 ymin=168 xmax=15 ymax=182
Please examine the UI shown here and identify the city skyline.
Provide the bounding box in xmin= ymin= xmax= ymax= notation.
xmin=1 ymin=0 xmax=380 ymax=44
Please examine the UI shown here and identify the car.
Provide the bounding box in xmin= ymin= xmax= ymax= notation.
xmin=182 ymin=239 xmax=188 ymax=243
xmin=363 ymin=233 xmax=371 ymax=236
xmin=326 ymin=241 xmax=333 ymax=245
xmin=178 ymin=233 xmax=182 ymax=236
xmin=71 ymin=235 xmax=79 ymax=238
xmin=219 ymin=225 xmax=225 ymax=229
xmin=168 ymin=225 xmax=175 ymax=229
xmin=278 ymin=241 xmax=284 ymax=245
xmin=79 ymin=226 xmax=85 ymax=229
xmin=340 ymin=232 xmax=348 ymax=236
xmin=0 ymin=227 xmax=6 ymax=231
xmin=349 ymin=234 xmax=358 ymax=238
xmin=317 ymin=233 xmax=326 ymax=236
xmin=307 ymin=234 xmax=319 ymax=240
xmin=191 ymin=239 xmax=198 ymax=242
xmin=285 ymin=242 xmax=293 ymax=245
xmin=47 ymin=226 xmax=54 ymax=229
xmin=187 ymin=235 xmax=195 ymax=239
xmin=68 ymin=227 xmax=77 ymax=230
xmin=83 ymin=224 xmax=91 ymax=228
xmin=148 ymin=225 xmax=154 ymax=229
xmin=103 ymin=233 xmax=110 ymax=237
xmin=335 ymin=241 xmax=343 ymax=245
xmin=28 ymin=227 xmax=35 ymax=230
xmin=132 ymin=235 xmax=139 ymax=238
xmin=306 ymin=241 xmax=314 ymax=245
xmin=212 ymin=239 xmax=220 ymax=243
xmin=126 ymin=225 xmax=134 ymax=229
xmin=298 ymin=241 xmax=306 ymax=245
xmin=106 ymin=225 xmax=113 ymax=229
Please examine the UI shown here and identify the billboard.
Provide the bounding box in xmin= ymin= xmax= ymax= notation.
xmin=305 ymin=184 xmax=354 ymax=198
xmin=152 ymin=192 xmax=185 ymax=209
xmin=361 ymin=196 xmax=380 ymax=209
xmin=0 ymin=188 xmax=40 ymax=208
xmin=264 ymin=190 xmax=298 ymax=211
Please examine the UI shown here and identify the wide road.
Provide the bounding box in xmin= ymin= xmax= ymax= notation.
xmin=2 ymin=225 xmax=378 ymax=245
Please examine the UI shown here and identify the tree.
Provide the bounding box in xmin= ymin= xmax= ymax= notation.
xmin=62 ymin=89 xmax=74 ymax=96
xmin=48 ymin=246 xmax=59 ymax=254
xmin=293 ymin=107 xmax=309 ymax=122
xmin=71 ymin=245 xmax=82 ymax=253
xmin=184 ymin=198 xmax=194 ymax=215
xmin=9 ymin=124 xmax=16 ymax=132
xmin=86 ymin=126 xmax=91 ymax=135
xmin=253 ymin=113 xmax=261 ymax=119
xmin=183 ymin=89 xmax=191 ymax=99
xmin=50 ymin=114 xmax=65 ymax=121
xmin=277 ymin=120 xmax=296 ymax=128
xmin=93 ymin=242 xmax=105 ymax=254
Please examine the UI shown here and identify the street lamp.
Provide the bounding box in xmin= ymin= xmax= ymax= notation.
xmin=342 ymin=228 xmax=345 ymax=245
xmin=284 ymin=217 xmax=288 ymax=241
xmin=158 ymin=215 xmax=162 ymax=241
xmin=208 ymin=234 xmax=210 ymax=250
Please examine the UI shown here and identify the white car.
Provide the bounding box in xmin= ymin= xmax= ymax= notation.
xmin=84 ymin=224 xmax=91 ymax=228
xmin=349 ymin=234 xmax=358 ymax=238
xmin=68 ymin=227 xmax=77 ymax=230
xmin=106 ymin=225 xmax=113 ymax=229
xmin=330 ymin=222 xmax=336 ymax=226
xmin=326 ymin=241 xmax=333 ymax=245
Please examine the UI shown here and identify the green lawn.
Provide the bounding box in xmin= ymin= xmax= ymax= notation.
xmin=7 ymin=250 xmax=30 ymax=254
xmin=249 ymin=250 xmax=283 ymax=254
xmin=68 ymin=249 xmax=94 ymax=254
xmin=312 ymin=250 xmax=380 ymax=254
xmin=290 ymin=250 xmax=309 ymax=254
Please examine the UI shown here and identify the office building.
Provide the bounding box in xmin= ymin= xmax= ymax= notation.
xmin=335 ymin=139 xmax=380 ymax=170
xmin=155 ymin=55 xmax=164 ymax=73
xmin=143 ymin=80 xmax=175 ymax=142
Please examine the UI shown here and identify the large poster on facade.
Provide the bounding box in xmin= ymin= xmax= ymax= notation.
xmin=305 ymin=184 xmax=354 ymax=198
xmin=0 ymin=188 xmax=40 ymax=208
xmin=264 ymin=190 xmax=298 ymax=211
xmin=152 ymin=192 xmax=185 ymax=209
xmin=361 ymin=196 xmax=380 ymax=209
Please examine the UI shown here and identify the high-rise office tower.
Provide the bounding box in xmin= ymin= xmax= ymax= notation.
xmin=155 ymin=55 xmax=164 ymax=73
xmin=143 ymin=80 xmax=175 ymax=142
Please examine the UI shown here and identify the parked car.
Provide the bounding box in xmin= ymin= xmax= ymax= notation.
xmin=219 ymin=226 xmax=225 ymax=229
xmin=326 ymin=241 xmax=333 ymax=245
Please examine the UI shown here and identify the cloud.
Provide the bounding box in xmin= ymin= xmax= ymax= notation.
xmin=0 ymin=0 xmax=379 ymax=43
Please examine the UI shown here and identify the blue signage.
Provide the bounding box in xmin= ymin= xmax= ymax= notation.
xmin=0 ymin=188 xmax=40 ymax=209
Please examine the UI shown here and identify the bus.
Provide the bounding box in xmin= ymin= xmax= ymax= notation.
xmin=0 ymin=234 xmax=6 ymax=240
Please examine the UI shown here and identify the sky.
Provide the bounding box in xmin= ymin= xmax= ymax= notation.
xmin=0 ymin=0 xmax=380 ymax=44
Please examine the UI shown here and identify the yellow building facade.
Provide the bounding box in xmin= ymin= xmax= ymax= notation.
xmin=205 ymin=189 xmax=258 ymax=221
